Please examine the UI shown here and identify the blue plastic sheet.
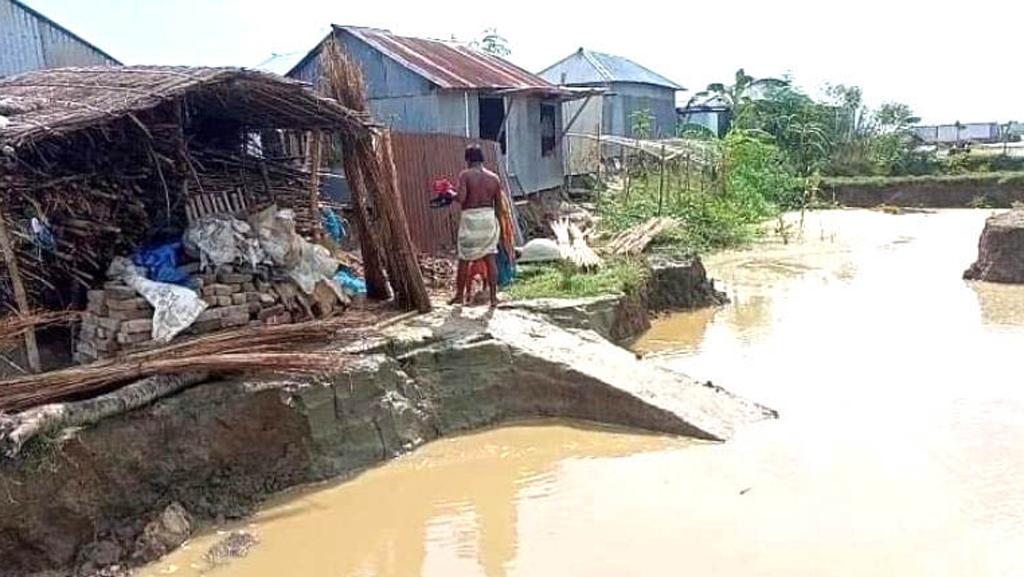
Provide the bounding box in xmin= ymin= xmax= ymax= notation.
xmin=132 ymin=242 xmax=190 ymax=286
xmin=334 ymin=266 xmax=367 ymax=295
xmin=320 ymin=208 xmax=347 ymax=244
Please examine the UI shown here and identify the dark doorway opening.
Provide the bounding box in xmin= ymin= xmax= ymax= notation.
xmin=479 ymin=96 xmax=506 ymax=154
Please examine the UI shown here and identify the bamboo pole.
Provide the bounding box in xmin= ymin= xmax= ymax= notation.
xmin=340 ymin=142 xmax=390 ymax=300
xmin=658 ymin=144 xmax=666 ymax=216
xmin=308 ymin=130 xmax=323 ymax=242
xmin=0 ymin=202 xmax=41 ymax=373
xmin=378 ymin=130 xmax=431 ymax=312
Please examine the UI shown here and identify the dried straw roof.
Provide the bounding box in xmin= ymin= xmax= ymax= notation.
xmin=0 ymin=65 xmax=374 ymax=149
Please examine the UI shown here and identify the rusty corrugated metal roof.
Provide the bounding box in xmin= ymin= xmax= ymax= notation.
xmin=336 ymin=25 xmax=564 ymax=94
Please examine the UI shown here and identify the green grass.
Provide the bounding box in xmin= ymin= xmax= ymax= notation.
xmin=504 ymin=259 xmax=647 ymax=300
xmin=822 ymin=171 xmax=1024 ymax=189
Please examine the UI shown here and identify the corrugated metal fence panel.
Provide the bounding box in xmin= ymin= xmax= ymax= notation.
xmin=390 ymin=132 xmax=498 ymax=255
xmin=0 ymin=0 xmax=117 ymax=77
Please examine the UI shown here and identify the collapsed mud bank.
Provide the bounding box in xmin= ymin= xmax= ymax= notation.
xmin=964 ymin=210 xmax=1024 ymax=283
xmin=828 ymin=180 xmax=1024 ymax=208
xmin=508 ymin=256 xmax=727 ymax=344
xmin=0 ymin=259 xmax=753 ymax=577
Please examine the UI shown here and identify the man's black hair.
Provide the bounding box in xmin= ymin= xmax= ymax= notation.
xmin=464 ymin=145 xmax=485 ymax=165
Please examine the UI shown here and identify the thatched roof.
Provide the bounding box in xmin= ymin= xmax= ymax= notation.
xmin=0 ymin=65 xmax=373 ymax=149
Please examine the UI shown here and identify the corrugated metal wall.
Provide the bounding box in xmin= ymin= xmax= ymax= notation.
xmin=0 ymin=0 xmax=118 ymax=77
xmin=604 ymin=82 xmax=678 ymax=139
xmin=506 ymin=96 xmax=564 ymax=194
xmin=390 ymin=132 xmax=499 ymax=255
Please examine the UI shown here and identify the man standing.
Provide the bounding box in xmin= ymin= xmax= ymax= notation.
xmin=451 ymin=145 xmax=502 ymax=307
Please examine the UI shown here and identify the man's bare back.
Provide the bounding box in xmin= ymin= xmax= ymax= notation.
xmin=457 ymin=166 xmax=500 ymax=210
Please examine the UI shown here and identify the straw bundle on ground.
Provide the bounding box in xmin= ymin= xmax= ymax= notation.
xmin=0 ymin=316 xmax=373 ymax=412
xmin=605 ymin=217 xmax=679 ymax=256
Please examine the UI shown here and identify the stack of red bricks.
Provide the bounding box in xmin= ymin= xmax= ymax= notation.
xmin=75 ymin=263 xmax=346 ymax=364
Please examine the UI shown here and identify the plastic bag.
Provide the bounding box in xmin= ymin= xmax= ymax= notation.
xmin=320 ymin=207 xmax=347 ymax=244
xmin=333 ymin=267 xmax=367 ymax=296
xmin=108 ymin=257 xmax=207 ymax=344
xmin=183 ymin=215 xmax=265 ymax=269
xmin=517 ymin=238 xmax=561 ymax=263
xmin=132 ymin=242 xmax=189 ymax=286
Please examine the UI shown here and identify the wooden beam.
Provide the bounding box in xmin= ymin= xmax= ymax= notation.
xmin=307 ymin=130 xmax=323 ymax=241
xmin=0 ymin=201 xmax=40 ymax=373
xmin=556 ymin=92 xmax=594 ymax=147
xmin=495 ymin=95 xmax=514 ymax=146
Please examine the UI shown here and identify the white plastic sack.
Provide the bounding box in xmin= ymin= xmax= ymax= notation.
xmin=108 ymin=257 xmax=208 ymax=344
xmin=517 ymin=238 xmax=562 ymax=263
xmin=253 ymin=207 xmax=342 ymax=297
xmin=183 ymin=215 xmax=265 ymax=269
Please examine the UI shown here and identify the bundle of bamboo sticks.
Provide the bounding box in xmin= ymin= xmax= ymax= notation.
xmin=319 ymin=40 xmax=431 ymax=313
xmin=0 ymin=316 xmax=375 ymax=413
xmin=605 ymin=217 xmax=679 ymax=256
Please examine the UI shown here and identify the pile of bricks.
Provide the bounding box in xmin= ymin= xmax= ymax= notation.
xmin=75 ymin=263 xmax=346 ymax=364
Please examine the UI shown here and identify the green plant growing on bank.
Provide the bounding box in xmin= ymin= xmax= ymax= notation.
xmin=594 ymin=130 xmax=801 ymax=255
xmin=505 ymin=259 xmax=647 ymax=300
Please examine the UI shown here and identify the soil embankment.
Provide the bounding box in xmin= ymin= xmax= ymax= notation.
xmin=964 ymin=210 xmax=1024 ymax=282
xmin=827 ymin=178 xmax=1024 ymax=208
xmin=508 ymin=257 xmax=726 ymax=344
xmin=0 ymin=259 xmax=748 ymax=577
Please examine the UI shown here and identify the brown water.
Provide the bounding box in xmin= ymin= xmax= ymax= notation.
xmin=143 ymin=209 xmax=1024 ymax=577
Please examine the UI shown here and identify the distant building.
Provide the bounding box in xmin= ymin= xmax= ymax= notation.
xmin=677 ymin=96 xmax=731 ymax=138
xmin=289 ymin=25 xmax=588 ymax=196
xmin=0 ymin=0 xmax=120 ymax=77
xmin=912 ymin=122 xmax=1001 ymax=144
xmin=538 ymin=48 xmax=683 ymax=174
xmin=540 ymin=48 xmax=683 ymax=139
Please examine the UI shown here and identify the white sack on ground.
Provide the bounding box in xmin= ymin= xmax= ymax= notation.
xmin=108 ymin=257 xmax=208 ymax=344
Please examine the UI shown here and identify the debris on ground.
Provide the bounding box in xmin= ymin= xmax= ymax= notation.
xmin=605 ymin=217 xmax=679 ymax=256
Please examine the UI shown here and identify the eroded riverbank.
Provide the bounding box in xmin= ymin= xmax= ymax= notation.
xmin=1 ymin=261 xmax=765 ymax=577
xmin=145 ymin=208 xmax=1024 ymax=577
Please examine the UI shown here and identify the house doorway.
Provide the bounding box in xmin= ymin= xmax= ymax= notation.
xmin=478 ymin=96 xmax=506 ymax=154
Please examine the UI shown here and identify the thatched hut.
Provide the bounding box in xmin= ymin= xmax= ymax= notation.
xmin=0 ymin=66 xmax=378 ymax=370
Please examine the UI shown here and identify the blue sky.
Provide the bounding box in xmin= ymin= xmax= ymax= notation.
xmin=23 ymin=0 xmax=1023 ymax=124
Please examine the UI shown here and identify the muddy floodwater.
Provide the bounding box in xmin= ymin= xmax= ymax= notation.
xmin=143 ymin=209 xmax=1024 ymax=577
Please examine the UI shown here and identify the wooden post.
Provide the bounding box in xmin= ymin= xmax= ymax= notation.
xmin=308 ymin=130 xmax=323 ymax=241
xmin=340 ymin=138 xmax=390 ymax=301
xmin=658 ymin=144 xmax=666 ymax=216
xmin=377 ymin=130 xmax=431 ymax=313
xmin=0 ymin=203 xmax=40 ymax=373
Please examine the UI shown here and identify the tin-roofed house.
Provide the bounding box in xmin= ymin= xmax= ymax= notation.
xmin=289 ymin=25 xmax=587 ymax=197
xmin=0 ymin=0 xmax=120 ymax=77
xmin=539 ymin=48 xmax=684 ymax=174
